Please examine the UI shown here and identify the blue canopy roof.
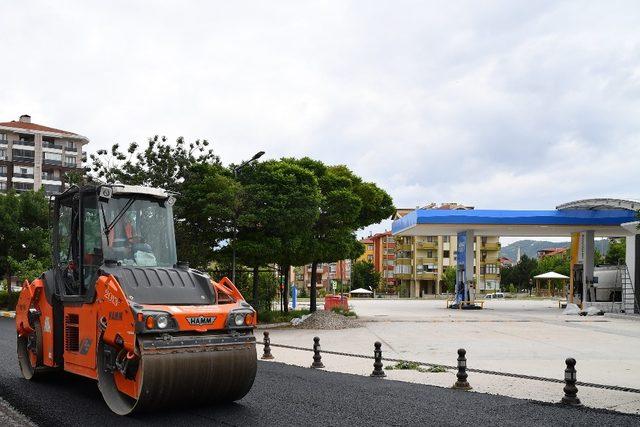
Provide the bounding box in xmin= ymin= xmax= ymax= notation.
xmin=392 ymin=209 xmax=637 ymax=235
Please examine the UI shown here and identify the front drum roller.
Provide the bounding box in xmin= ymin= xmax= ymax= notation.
xmin=17 ymin=319 xmax=43 ymax=380
xmin=97 ymin=336 xmax=257 ymax=415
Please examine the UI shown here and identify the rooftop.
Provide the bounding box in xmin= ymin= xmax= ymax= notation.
xmin=0 ymin=115 xmax=88 ymax=141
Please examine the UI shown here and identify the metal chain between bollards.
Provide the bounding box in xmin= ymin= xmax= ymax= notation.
xmin=263 ymin=339 xmax=640 ymax=394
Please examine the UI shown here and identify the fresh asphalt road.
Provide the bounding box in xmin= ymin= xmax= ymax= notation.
xmin=1 ymin=319 xmax=639 ymax=426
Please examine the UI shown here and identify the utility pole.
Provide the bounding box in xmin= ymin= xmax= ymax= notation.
xmin=231 ymin=150 xmax=265 ymax=284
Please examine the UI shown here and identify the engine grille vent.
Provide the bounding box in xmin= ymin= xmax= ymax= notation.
xmin=64 ymin=314 xmax=80 ymax=352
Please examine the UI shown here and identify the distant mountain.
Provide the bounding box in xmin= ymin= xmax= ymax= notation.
xmin=500 ymin=239 xmax=610 ymax=261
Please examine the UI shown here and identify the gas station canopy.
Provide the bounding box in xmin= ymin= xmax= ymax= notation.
xmin=392 ymin=208 xmax=637 ymax=237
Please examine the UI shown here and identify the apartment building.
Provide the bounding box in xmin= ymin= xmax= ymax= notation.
xmin=293 ymin=260 xmax=352 ymax=291
xmin=0 ymin=115 xmax=88 ymax=194
xmin=359 ymin=237 xmax=374 ymax=263
xmin=364 ymin=231 xmax=396 ymax=289
xmin=393 ymin=203 xmax=502 ymax=297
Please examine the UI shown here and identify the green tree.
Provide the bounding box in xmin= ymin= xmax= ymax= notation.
xmin=0 ymin=190 xmax=50 ymax=293
xmin=534 ymin=253 xmax=570 ymax=277
xmin=351 ymin=261 xmax=382 ymax=291
xmin=605 ymin=238 xmax=626 ymax=265
xmin=515 ymin=254 xmax=538 ymax=294
xmin=285 ymin=158 xmax=394 ymax=311
xmin=442 ymin=266 xmax=457 ymax=293
xmin=88 ymin=136 xmax=235 ymax=269
xmin=237 ymin=160 xmax=321 ymax=312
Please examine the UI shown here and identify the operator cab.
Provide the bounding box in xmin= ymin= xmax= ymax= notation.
xmin=52 ymin=184 xmax=177 ymax=303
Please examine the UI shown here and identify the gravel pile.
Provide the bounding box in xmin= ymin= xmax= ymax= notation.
xmin=294 ymin=310 xmax=361 ymax=330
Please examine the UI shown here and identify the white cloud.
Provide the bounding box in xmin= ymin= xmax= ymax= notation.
xmin=1 ymin=0 xmax=639 ymax=231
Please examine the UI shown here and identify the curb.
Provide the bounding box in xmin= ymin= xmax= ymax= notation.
xmin=0 ymin=311 xmax=16 ymax=319
xmin=256 ymin=322 xmax=290 ymax=329
xmin=605 ymin=313 xmax=640 ymax=321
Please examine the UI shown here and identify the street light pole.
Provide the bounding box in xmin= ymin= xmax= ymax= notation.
xmin=231 ymin=151 xmax=265 ymax=284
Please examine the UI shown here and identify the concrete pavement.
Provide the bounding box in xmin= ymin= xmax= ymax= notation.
xmin=263 ymin=299 xmax=640 ymax=414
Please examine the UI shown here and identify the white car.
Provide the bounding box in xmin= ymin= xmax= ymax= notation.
xmin=485 ymin=292 xmax=505 ymax=299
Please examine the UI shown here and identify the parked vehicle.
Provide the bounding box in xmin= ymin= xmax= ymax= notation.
xmin=485 ymin=292 xmax=505 ymax=299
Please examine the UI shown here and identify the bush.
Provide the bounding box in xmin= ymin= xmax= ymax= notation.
xmin=0 ymin=291 xmax=20 ymax=310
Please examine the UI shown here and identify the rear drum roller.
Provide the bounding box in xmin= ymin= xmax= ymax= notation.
xmin=17 ymin=320 xmax=43 ymax=380
xmin=97 ymin=338 xmax=257 ymax=415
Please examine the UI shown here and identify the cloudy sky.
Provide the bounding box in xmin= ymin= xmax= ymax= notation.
xmin=1 ymin=1 xmax=639 ymax=238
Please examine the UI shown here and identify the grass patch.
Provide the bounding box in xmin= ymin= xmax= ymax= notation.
xmin=385 ymin=361 xmax=447 ymax=373
xmin=331 ymin=307 xmax=357 ymax=317
xmin=257 ymin=309 xmax=310 ymax=324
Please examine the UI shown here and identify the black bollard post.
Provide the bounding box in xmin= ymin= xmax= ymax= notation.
xmin=370 ymin=341 xmax=386 ymax=378
xmin=311 ymin=337 xmax=325 ymax=368
xmin=261 ymin=331 xmax=274 ymax=360
xmin=452 ymin=348 xmax=472 ymax=390
xmin=561 ymin=358 xmax=582 ymax=406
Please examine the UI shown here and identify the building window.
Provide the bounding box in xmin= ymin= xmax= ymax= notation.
xmin=13 ymin=166 xmax=33 ymax=179
xmin=385 ymin=237 xmax=394 ymax=243
xmin=13 ymin=182 xmax=34 ymax=192
xmin=65 ymin=155 xmax=76 ymax=167
xmin=367 ymin=255 xmax=373 ymax=262
xmin=0 ymin=182 xmax=6 ymax=191
xmin=443 ymin=250 xmax=450 ymax=258
xmin=0 ymin=166 xmax=6 ymax=176
xmin=12 ymin=149 xmax=35 ymax=162
xmin=443 ymin=236 xmax=450 ymax=243
xmin=426 ymin=236 xmax=434 ymax=242
xmin=44 ymin=152 xmax=63 ymax=165
xmin=367 ymin=244 xmax=373 ymax=251
xmin=42 ymin=170 xmax=56 ymax=181
xmin=0 ymin=148 xmax=5 ymax=160
xmin=67 ymin=141 xmax=76 ymax=149
xmin=0 ymin=133 xmax=6 ymax=141
xmin=426 ymin=250 xmax=434 ymax=258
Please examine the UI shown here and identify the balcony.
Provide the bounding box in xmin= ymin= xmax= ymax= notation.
xmin=0 ymin=139 xmax=7 ymax=145
xmin=13 ymin=140 xmax=35 ymax=147
xmin=43 ymin=159 xmax=63 ymax=166
xmin=395 ymin=258 xmax=412 ymax=265
xmin=65 ymin=146 xmax=78 ymax=152
xmin=415 ymin=241 xmax=437 ymax=250
xmin=416 ymin=272 xmax=437 ymax=279
xmin=13 ymin=173 xmax=34 ymax=179
xmin=416 ymin=257 xmax=437 ymax=264
xmin=396 ymin=244 xmax=412 ymax=251
xmin=64 ymin=162 xmax=78 ymax=168
xmin=42 ymin=142 xmax=63 ymax=150
xmin=481 ymin=242 xmax=501 ymax=251
xmin=13 ymin=156 xmax=35 ymax=163
xmin=395 ymin=273 xmax=412 ymax=280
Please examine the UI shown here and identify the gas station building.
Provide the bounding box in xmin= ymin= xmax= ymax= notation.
xmin=392 ymin=199 xmax=640 ymax=313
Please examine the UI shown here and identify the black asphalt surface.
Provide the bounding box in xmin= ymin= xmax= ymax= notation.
xmin=1 ymin=318 xmax=639 ymax=426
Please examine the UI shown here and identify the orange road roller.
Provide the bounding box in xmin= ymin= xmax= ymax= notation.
xmin=15 ymin=184 xmax=257 ymax=415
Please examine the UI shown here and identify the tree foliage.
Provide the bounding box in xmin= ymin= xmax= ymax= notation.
xmin=605 ymin=238 xmax=626 ymax=265
xmin=89 ymin=136 xmax=233 ymax=269
xmin=442 ymin=266 xmax=457 ymax=293
xmin=0 ymin=190 xmax=50 ymax=291
xmin=351 ymin=261 xmax=382 ymax=291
